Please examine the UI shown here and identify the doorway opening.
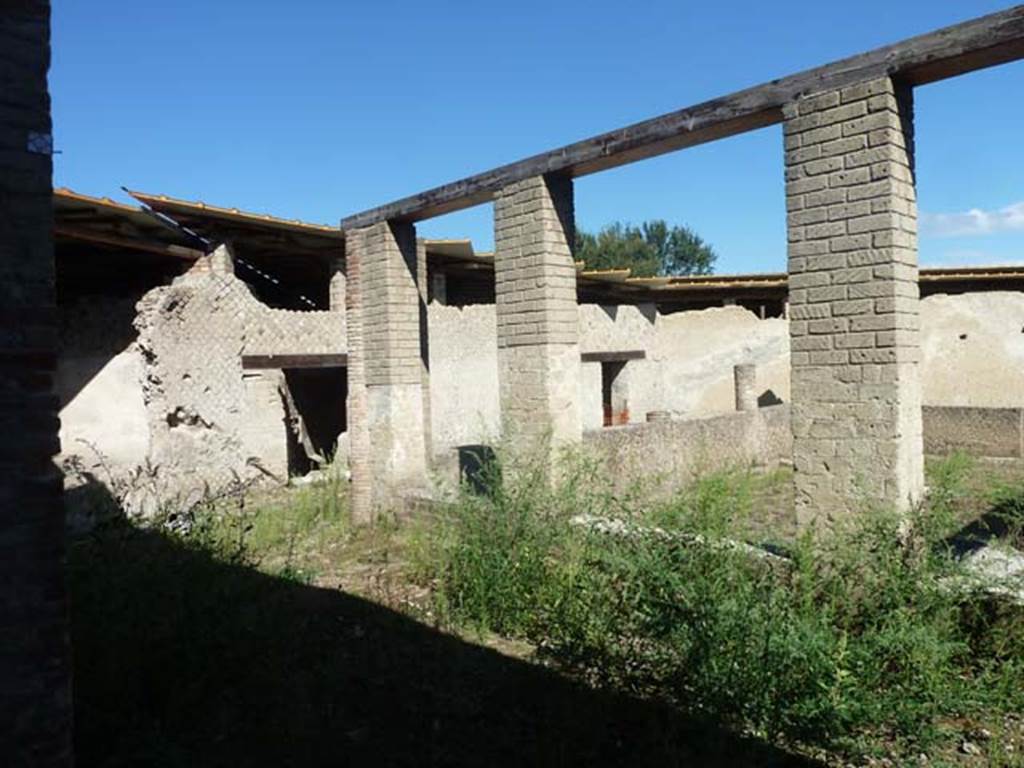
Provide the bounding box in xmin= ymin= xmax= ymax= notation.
xmin=282 ymin=366 xmax=347 ymax=476
xmin=601 ymin=361 xmax=629 ymax=427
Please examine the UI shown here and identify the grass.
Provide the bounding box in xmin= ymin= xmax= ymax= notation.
xmin=68 ymin=451 xmax=1024 ymax=766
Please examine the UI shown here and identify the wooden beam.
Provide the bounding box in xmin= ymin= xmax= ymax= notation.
xmin=341 ymin=6 xmax=1024 ymax=229
xmin=581 ymin=350 xmax=646 ymax=363
xmin=242 ymin=353 xmax=348 ymax=370
xmin=54 ymin=226 xmax=202 ymax=261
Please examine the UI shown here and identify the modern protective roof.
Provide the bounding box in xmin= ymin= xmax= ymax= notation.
xmin=126 ymin=190 xmax=344 ymax=261
xmin=54 ymin=187 xmax=201 ymax=260
xmin=128 ymin=190 xmax=342 ymax=237
xmin=54 ymin=188 xmax=1024 ymax=302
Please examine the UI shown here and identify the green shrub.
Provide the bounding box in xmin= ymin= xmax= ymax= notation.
xmin=416 ymin=452 xmax=1024 ymax=754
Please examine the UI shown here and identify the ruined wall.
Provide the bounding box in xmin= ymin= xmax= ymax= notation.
xmin=427 ymin=301 xmax=790 ymax=455
xmin=578 ymin=401 xmax=1024 ymax=503
xmin=0 ymin=1 xmax=74 ymax=763
xmin=581 ymin=405 xmax=792 ymax=498
xmin=639 ymin=291 xmax=1024 ymax=414
xmin=60 ymin=281 xmax=1024 ymax=504
xmin=425 ymin=291 xmax=1024 ymax=465
xmin=135 ymin=267 xmax=345 ymax=489
xmin=922 ymin=406 xmax=1024 ymax=459
xmin=649 ymin=307 xmax=790 ymax=415
xmin=54 ymin=263 xmax=348 ymax=508
xmin=428 ymin=302 xmax=501 ymax=451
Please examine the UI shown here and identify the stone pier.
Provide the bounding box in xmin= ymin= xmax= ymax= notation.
xmin=328 ymin=252 xmax=346 ymax=314
xmin=784 ymin=76 xmax=924 ymax=526
xmin=493 ymin=173 xmax=581 ymax=462
xmin=734 ymin=363 xmax=758 ymax=412
xmin=347 ymin=221 xmax=429 ymax=514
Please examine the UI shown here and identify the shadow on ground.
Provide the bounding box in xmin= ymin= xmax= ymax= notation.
xmin=69 ymin=505 xmax=821 ymax=767
xmin=947 ymin=500 xmax=1024 ymax=557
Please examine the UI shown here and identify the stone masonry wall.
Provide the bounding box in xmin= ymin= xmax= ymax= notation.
xmin=784 ymin=76 xmax=924 ymax=526
xmin=581 ymin=405 xmax=792 ymax=500
xmin=126 ymin=260 xmax=345 ymax=503
xmin=0 ymin=1 xmax=74 ymax=764
xmin=494 ymin=173 xmax=581 ymax=456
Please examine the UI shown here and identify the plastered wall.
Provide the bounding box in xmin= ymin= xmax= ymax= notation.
xmin=427 ymin=291 xmax=1024 ymax=458
xmin=428 ymin=302 xmax=791 ymax=455
xmin=58 ymin=284 xmax=1024 ymax=503
xmin=57 ymin=297 xmax=150 ymax=468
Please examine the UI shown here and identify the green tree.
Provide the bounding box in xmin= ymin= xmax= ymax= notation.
xmin=575 ymin=220 xmax=716 ymax=277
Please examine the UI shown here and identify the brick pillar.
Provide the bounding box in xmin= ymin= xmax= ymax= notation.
xmin=328 ymin=253 xmax=346 ymax=312
xmin=494 ymin=173 xmax=581 ymax=461
xmin=416 ymin=239 xmax=433 ymax=467
xmin=734 ymin=363 xmax=757 ymax=412
xmin=344 ymin=235 xmax=372 ymax=523
xmin=0 ymin=1 xmax=75 ymax=765
xmin=784 ymin=76 xmax=924 ymax=526
xmin=348 ymin=221 xmax=428 ymax=512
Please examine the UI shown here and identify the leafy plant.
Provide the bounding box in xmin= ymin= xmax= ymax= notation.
xmin=415 ymin=452 xmax=1024 ymax=756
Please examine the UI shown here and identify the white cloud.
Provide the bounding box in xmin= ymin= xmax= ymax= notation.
xmin=920 ymin=201 xmax=1024 ymax=238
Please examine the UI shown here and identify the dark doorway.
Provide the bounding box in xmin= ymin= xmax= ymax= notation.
xmin=600 ymin=361 xmax=628 ymax=427
xmin=282 ymin=366 xmax=347 ymax=475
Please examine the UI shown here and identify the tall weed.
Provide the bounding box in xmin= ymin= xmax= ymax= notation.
xmin=416 ymin=449 xmax=1024 ymax=752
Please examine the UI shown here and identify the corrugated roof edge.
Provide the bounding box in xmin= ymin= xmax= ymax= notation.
xmin=127 ymin=189 xmax=344 ymax=237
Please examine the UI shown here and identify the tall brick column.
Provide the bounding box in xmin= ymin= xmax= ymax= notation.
xmin=0 ymin=1 xmax=75 ymax=764
xmin=347 ymin=221 xmax=429 ymax=513
xmin=783 ymin=76 xmax=924 ymax=526
xmin=494 ymin=173 xmax=581 ymax=461
xmin=344 ymin=236 xmax=372 ymax=523
xmin=415 ymin=239 xmax=433 ymax=468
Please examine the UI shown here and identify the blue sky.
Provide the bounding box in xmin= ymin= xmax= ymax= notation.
xmin=52 ymin=0 xmax=1024 ymax=274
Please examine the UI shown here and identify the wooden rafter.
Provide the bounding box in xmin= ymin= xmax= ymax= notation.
xmin=54 ymin=226 xmax=203 ymax=261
